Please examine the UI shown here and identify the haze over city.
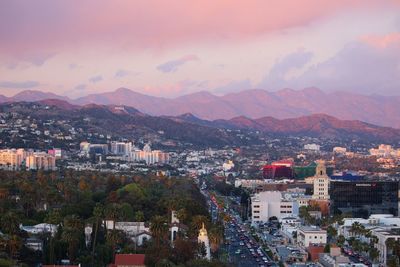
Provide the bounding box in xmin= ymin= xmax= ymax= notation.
xmin=1 ymin=2 xmax=400 ymax=267
xmin=1 ymin=0 xmax=400 ymax=98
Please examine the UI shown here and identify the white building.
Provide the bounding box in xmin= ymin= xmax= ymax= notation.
xmin=304 ymin=144 xmax=320 ymax=151
xmin=20 ymin=223 xmax=58 ymax=237
xmin=251 ymin=191 xmax=299 ymax=225
xmin=312 ymin=161 xmax=330 ymax=200
xmin=105 ymin=221 xmax=151 ymax=246
xmin=297 ymin=226 xmax=327 ymax=247
xmin=111 ymin=141 xmax=133 ymax=156
xmin=338 ymin=214 xmax=400 ymax=266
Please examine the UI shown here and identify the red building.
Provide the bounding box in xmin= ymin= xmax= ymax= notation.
xmin=263 ymin=159 xmax=294 ymax=179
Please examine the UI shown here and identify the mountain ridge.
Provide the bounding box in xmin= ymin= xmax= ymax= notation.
xmin=1 ymin=87 xmax=400 ymax=128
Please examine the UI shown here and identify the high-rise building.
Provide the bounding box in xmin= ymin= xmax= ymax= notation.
xmin=111 ymin=141 xmax=133 ymax=156
xmin=312 ymin=161 xmax=330 ymax=200
xmin=26 ymin=152 xmax=56 ymax=171
xmin=129 ymin=144 xmax=169 ymax=165
xmin=330 ymin=181 xmax=399 ymax=217
xmin=0 ymin=149 xmax=25 ymax=170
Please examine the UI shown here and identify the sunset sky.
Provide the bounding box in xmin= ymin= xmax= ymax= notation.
xmin=0 ymin=0 xmax=400 ymax=98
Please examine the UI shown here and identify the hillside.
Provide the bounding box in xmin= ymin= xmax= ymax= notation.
xmin=1 ymin=88 xmax=400 ymax=128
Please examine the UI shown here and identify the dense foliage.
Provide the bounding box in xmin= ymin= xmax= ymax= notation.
xmin=0 ymin=170 xmax=225 ymax=267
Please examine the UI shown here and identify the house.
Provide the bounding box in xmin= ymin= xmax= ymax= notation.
xmin=297 ymin=226 xmax=327 ymax=247
xmin=109 ymin=254 xmax=146 ymax=267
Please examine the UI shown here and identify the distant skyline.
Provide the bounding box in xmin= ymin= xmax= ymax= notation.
xmin=0 ymin=0 xmax=400 ymax=98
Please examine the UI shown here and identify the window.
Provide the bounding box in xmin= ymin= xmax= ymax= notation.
xmin=254 ymin=210 xmax=260 ymax=213
xmin=254 ymin=216 xmax=260 ymax=219
xmin=254 ymin=205 xmax=260 ymax=208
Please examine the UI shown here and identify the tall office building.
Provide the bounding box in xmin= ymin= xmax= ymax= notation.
xmin=330 ymin=181 xmax=399 ymax=217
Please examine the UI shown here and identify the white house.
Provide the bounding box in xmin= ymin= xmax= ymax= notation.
xmin=297 ymin=226 xmax=327 ymax=247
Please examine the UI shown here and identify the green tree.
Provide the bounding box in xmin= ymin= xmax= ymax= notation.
xmin=91 ymin=203 xmax=104 ymax=266
xmin=150 ymin=215 xmax=168 ymax=248
xmin=134 ymin=211 xmax=145 ymax=252
xmin=45 ymin=210 xmax=62 ymax=264
xmin=61 ymin=215 xmax=83 ymax=263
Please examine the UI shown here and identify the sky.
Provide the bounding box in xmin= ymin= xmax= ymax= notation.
xmin=0 ymin=0 xmax=400 ymax=98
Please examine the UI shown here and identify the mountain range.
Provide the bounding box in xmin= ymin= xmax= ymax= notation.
xmin=2 ymin=99 xmax=398 ymax=143
xmin=1 ymin=87 xmax=400 ymax=128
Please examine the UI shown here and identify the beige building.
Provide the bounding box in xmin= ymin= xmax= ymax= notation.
xmin=297 ymin=226 xmax=327 ymax=247
xmin=129 ymin=144 xmax=169 ymax=165
xmin=312 ymin=161 xmax=330 ymax=200
xmin=26 ymin=152 xmax=56 ymax=171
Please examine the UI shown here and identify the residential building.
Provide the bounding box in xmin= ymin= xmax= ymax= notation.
xmin=0 ymin=148 xmax=25 ymax=170
xmin=111 ymin=141 xmax=133 ymax=156
xmin=129 ymin=144 xmax=169 ymax=165
xmin=26 ymin=152 xmax=56 ymax=170
xmin=297 ymin=226 xmax=327 ymax=247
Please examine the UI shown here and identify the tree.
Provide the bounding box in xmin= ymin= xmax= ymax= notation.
xmin=327 ymin=225 xmax=337 ymax=240
xmin=45 ymin=210 xmax=61 ymax=264
xmin=134 ymin=211 xmax=144 ymax=252
xmin=0 ymin=211 xmax=19 ymax=235
xmin=7 ymin=235 xmax=22 ymax=258
xmin=324 ymin=243 xmax=331 ymax=253
xmin=61 ymin=215 xmax=83 ymax=263
xmin=91 ymin=203 xmax=103 ymax=266
xmin=150 ymin=215 xmax=168 ymax=248
xmin=337 ymin=235 xmax=345 ymax=247
xmin=368 ymin=247 xmax=379 ymax=263
xmin=209 ymin=225 xmax=223 ymax=253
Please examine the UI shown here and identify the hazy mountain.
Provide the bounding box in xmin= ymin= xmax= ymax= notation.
xmin=176 ymin=113 xmax=400 ymax=142
xmin=2 ymin=88 xmax=400 ymax=128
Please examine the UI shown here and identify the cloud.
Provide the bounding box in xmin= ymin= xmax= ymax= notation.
xmin=89 ymin=75 xmax=103 ymax=83
xmin=157 ymin=55 xmax=199 ymax=73
xmin=3 ymin=0 xmax=392 ymax=58
xmin=69 ymin=63 xmax=78 ymax=69
xmin=260 ymin=49 xmax=313 ymax=89
xmin=115 ymin=69 xmax=132 ymax=78
xmin=74 ymin=83 xmax=86 ymax=90
xmin=0 ymin=80 xmax=40 ymax=89
xmin=260 ymin=33 xmax=400 ymax=95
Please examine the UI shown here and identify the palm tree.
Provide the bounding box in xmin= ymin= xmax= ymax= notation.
xmin=61 ymin=215 xmax=83 ymax=263
xmin=190 ymin=215 xmax=208 ymax=235
xmin=0 ymin=211 xmax=19 ymax=235
xmin=350 ymin=222 xmax=363 ymax=237
xmin=134 ymin=211 xmax=144 ymax=252
xmin=369 ymin=247 xmax=379 ymax=264
xmin=107 ymin=229 xmax=122 ymax=260
xmin=150 ymin=215 xmax=168 ymax=248
xmin=91 ymin=203 xmax=103 ymax=266
xmin=45 ymin=210 xmax=61 ymax=264
xmin=209 ymin=225 xmax=223 ymax=253
xmin=8 ymin=234 xmax=21 ymax=258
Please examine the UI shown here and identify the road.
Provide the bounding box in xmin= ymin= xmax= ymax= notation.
xmin=203 ymin=189 xmax=277 ymax=267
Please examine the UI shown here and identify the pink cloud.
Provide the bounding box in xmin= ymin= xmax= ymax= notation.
xmin=361 ymin=32 xmax=400 ymax=48
xmin=0 ymin=0 xmax=398 ymax=58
